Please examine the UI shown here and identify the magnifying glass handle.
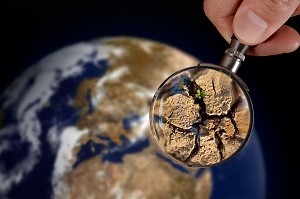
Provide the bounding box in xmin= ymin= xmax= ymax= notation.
xmin=220 ymin=36 xmax=249 ymax=73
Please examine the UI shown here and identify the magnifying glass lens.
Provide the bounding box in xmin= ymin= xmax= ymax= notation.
xmin=149 ymin=64 xmax=253 ymax=167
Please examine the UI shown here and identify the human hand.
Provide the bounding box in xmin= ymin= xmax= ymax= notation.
xmin=204 ymin=0 xmax=300 ymax=56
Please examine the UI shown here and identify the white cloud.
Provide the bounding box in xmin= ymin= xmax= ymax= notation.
xmin=92 ymin=66 xmax=129 ymax=107
xmin=0 ymin=42 xmax=100 ymax=198
xmin=52 ymin=126 xmax=88 ymax=198
xmin=47 ymin=125 xmax=61 ymax=153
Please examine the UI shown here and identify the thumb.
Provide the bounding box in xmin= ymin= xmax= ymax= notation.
xmin=233 ymin=0 xmax=300 ymax=45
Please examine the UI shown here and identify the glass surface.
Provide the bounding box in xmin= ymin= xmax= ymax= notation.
xmin=149 ymin=63 xmax=253 ymax=168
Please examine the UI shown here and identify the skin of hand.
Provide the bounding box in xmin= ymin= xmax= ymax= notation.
xmin=203 ymin=0 xmax=300 ymax=56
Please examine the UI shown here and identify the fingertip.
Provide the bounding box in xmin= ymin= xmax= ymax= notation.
xmin=233 ymin=9 xmax=269 ymax=46
xmin=233 ymin=0 xmax=299 ymax=47
xmin=290 ymin=33 xmax=300 ymax=51
xmin=246 ymin=25 xmax=300 ymax=56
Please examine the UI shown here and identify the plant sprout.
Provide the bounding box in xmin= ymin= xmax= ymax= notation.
xmin=195 ymin=89 xmax=206 ymax=99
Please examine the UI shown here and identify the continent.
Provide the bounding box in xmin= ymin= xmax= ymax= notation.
xmin=58 ymin=148 xmax=212 ymax=199
xmin=72 ymin=37 xmax=199 ymax=156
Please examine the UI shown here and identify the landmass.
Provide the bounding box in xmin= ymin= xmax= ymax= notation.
xmin=57 ymin=148 xmax=211 ymax=199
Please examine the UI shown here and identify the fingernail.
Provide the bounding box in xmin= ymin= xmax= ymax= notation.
xmin=234 ymin=10 xmax=269 ymax=44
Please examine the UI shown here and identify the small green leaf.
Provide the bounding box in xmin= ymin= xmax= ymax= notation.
xmin=195 ymin=89 xmax=205 ymax=99
xmin=200 ymin=90 xmax=206 ymax=97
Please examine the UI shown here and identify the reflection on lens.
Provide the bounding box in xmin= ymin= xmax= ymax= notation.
xmin=149 ymin=64 xmax=253 ymax=167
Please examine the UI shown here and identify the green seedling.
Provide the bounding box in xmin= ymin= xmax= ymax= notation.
xmin=195 ymin=89 xmax=206 ymax=99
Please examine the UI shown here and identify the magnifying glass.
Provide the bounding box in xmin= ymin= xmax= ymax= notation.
xmin=149 ymin=37 xmax=253 ymax=168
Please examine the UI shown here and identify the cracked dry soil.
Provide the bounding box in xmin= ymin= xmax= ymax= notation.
xmin=156 ymin=70 xmax=251 ymax=167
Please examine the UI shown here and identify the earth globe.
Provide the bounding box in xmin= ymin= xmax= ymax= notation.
xmin=0 ymin=36 xmax=265 ymax=199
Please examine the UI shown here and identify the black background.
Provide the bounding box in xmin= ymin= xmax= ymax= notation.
xmin=1 ymin=1 xmax=299 ymax=198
